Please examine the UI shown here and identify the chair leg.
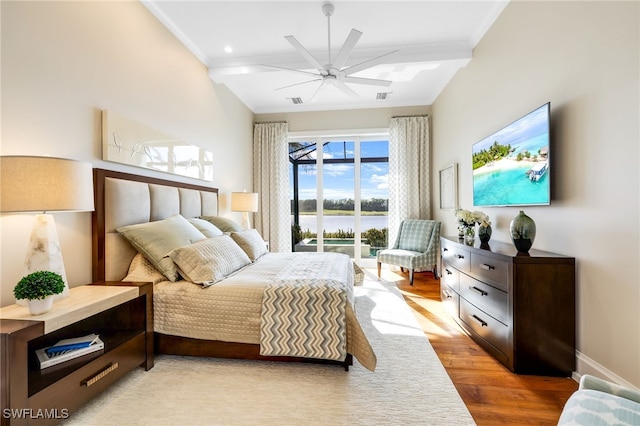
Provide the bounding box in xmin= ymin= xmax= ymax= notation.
xmin=377 ymin=262 xmax=381 ymax=278
xmin=433 ymin=265 xmax=439 ymax=280
xmin=409 ymin=269 xmax=414 ymax=286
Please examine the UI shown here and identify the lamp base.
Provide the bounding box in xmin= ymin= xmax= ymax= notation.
xmin=241 ymin=212 xmax=251 ymax=230
xmin=17 ymin=214 xmax=70 ymax=305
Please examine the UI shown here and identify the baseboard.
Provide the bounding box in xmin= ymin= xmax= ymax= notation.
xmin=575 ymin=350 xmax=639 ymax=390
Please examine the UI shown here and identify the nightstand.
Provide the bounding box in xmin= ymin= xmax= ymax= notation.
xmin=0 ymin=281 xmax=153 ymax=425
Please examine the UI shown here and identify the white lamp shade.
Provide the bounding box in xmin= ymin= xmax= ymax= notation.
xmin=0 ymin=156 xmax=94 ymax=213
xmin=231 ymin=192 xmax=258 ymax=213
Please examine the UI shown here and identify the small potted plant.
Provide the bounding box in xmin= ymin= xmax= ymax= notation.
xmin=13 ymin=271 xmax=65 ymax=315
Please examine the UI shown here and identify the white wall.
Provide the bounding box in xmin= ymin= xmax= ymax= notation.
xmin=432 ymin=1 xmax=639 ymax=387
xmin=0 ymin=1 xmax=254 ymax=306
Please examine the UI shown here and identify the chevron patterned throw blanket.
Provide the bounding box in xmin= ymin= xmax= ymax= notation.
xmin=260 ymin=252 xmax=353 ymax=362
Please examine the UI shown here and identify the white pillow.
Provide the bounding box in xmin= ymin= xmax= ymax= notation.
xmin=117 ymin=214 xmax=206 ymax=281
xmin=168 ymin=235 xmax=251 ymax=285
xmin=230 ymin=229 xmax=268 ymax=261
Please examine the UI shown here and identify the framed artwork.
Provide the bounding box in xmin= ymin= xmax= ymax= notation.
xmin=101 ymin=110 xmax=214 ymax=181
xmin=439 ymin=163 xmax=458 ymax=210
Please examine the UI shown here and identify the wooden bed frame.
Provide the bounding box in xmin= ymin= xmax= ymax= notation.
xmin=92 ymin=168 xmax=352 ymax=370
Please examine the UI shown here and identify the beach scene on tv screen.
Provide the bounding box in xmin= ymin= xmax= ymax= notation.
xmin=473 ymin=104 xmax=550 ymax=206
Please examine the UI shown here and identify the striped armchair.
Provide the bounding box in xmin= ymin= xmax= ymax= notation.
xmin=377 ymin=219 xmax=441 ymax=286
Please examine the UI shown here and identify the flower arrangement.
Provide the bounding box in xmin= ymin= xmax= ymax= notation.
xmin=455 ymin=209 xmax=489 ymax=227
xmin=455 ymin=209 xmax=491 ymax=243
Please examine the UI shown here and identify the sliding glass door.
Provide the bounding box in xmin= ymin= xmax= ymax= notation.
xmin=289 ymin=134 xmax=388 ymax=263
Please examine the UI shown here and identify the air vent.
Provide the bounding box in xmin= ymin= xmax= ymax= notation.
xmin=376 ymin=92 xmax=392 ymax=100
xmin=288 ymin=97 xmax=303 ymax=104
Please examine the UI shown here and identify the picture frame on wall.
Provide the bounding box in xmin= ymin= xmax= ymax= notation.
xmin=439 ymin=163 xmax=458 ymax=210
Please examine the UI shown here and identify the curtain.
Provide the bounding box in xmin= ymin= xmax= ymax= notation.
xmin=388 ymin=115 xmax=431 ymax=247
xmin=253 ymin=122 xmax=291 ymax=252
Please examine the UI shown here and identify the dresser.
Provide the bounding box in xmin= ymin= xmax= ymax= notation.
xmin=440 ymin=236 xmax=575 ymax=376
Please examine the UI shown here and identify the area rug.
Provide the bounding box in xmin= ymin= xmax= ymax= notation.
xmin=64 ymin=270 xmax=475 ymax=426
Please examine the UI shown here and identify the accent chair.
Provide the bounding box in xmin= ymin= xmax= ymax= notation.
xmin=377 ymin=219 xmax=441 ymax=286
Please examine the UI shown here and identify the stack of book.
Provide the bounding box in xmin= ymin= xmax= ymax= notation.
xmin=36 ymin=333 xmax=104 ymax=370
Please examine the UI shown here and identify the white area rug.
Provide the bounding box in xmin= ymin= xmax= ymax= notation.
xmin=64 ymin=271 xmax=475 ymax=425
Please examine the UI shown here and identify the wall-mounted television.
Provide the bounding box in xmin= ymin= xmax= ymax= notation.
xmin=472 ymin=102 xmax=551 ymax=207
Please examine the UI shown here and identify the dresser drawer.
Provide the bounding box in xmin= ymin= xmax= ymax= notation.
xmin=29 ymin=332 xmax=146 ymax=413
xmin=470 ymin=252 xmax=509 ymax=291
xmin=459 ymin=298 xmax=509 ymax=356
xmin=440 ymin=283 xmax=459 ymax=318
xmin=460 ymin=274 xmax=509 ymax=324
xmin=441 ymin=263 xmax=460 ymax=292
xmin=441 ymin=240 xmax=470 ymax=273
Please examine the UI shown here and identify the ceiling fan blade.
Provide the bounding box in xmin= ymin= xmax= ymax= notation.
xmin=309 ymin=81 xmax=329 ymax=103
xmin=261 ymin=64 xmax=320 ymax=78
xmin=274 ymin=78 xmax=323 ymax=91
xmin=343 ymin=50 xmax=399 ymax=75
xmin=332 ymin=29 xmax=362 ymax=70
xmin=285 ymin=35 xmax=326 ymax=72
xmin=343 ymin=76 xmax=392 ymax=87
xmin=329 ymin=80 xmax=359 ymax=98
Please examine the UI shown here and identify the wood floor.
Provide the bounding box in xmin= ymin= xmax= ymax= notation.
xmin=372 ymin=266 xmax=578 ymax=425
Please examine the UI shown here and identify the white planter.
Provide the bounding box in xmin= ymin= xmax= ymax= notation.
xmin=27 ymin=296 xmax=54 ymax=315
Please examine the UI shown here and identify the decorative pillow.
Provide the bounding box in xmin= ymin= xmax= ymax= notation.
xmin=199 ymin=216 xmax=243 ymax=233
xmin=230 ymin=229 xmax=267 ymax=261
xmin=123 ymin=253 xmax=167 ymax=284
xmin=187 ymin=218 xmax=223 ymax=238
xmin=116 ymin=214 xmax=206 ymax=281
xmin=168 ymin=235 xmax=251 ymax=285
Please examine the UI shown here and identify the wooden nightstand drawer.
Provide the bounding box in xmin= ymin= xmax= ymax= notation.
xmin=29 ymin=332 xmax=145 ymax=414
xmin=460 ymin=274 xmax=509 ymax=325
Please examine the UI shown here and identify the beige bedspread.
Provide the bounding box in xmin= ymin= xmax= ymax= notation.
xmin=147 ymin=253 xmax=376 ymax=371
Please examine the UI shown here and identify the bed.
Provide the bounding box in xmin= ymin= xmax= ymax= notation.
xmin=91 ymin=169 xmax=376 ymax=371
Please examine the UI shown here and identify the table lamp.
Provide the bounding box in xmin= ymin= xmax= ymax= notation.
xmin=0 ymin=156 xmax=94 ymax=302
xmin=231 ymin=191 xmax=258 ymax=229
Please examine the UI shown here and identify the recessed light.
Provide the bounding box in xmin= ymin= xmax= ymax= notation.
xmin=224 ymin=46 xmax=233 ymax=53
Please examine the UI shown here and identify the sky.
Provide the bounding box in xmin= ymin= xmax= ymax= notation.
xmin=290 ymin=140 xmax=389 ymax=201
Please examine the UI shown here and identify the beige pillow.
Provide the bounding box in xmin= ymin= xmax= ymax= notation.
xmin=117 ymin=214 xmax=206 ymax=281
xmin=230 ymin=229 xmax=267 ymax=261
xmin=199 ymin=216 xmax=243 ymax=233
xmin=187 ymin=218 xmax=223 ymax=238
xmin=168 ymin=235 xmax=251 ymax=285
xmin=123 ymin=253 xmax=167 ymax=285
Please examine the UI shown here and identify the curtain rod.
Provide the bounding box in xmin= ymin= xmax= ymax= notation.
xmin=391 ymin=114 xmax=429 ymax=118
xmin=254 ymin=121 xmax=288 ymax=124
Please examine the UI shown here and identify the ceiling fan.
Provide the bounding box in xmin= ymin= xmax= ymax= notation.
xmin=263 ymin=2 xmax=398 ymax=102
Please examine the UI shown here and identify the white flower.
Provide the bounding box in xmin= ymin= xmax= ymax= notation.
xmin=455 ymin=209 xmax=491 ymax=227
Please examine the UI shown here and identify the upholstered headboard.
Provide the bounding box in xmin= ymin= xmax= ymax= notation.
xmin=92 ymin=169 xmax=219 ymax=282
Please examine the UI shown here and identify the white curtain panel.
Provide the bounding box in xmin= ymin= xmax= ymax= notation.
xmin=253 ymin=122 xmax=292 ymax=252
xmin=388 ymin=115 xmax=431 ymax=247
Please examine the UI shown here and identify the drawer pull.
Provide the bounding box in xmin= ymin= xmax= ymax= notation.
xmin=457 ymin=254 xmax=465 ymax=259
xmin=472 ymin=315 xmax=488 ymax=327
xmin=83 ymin=362 xmax=119 ymax=387
xmin=443 ymin=289 xmax=452 ymax=299
xmin=443 ymin=248 xmax=449 ymax=252
xmin=470 ymin=286 xmax=488 ymax=296
xmin=445 ymin=268 xmax=453 ymax=275
xmin=480 ymin=263 xmax=495 ymax=271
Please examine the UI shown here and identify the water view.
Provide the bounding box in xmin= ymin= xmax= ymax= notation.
xmin=294 ymin=215 xmax=388 ymax=233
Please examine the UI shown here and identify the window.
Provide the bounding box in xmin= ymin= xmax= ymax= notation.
xmin=289 ymin=133 xmax=389 ymax=263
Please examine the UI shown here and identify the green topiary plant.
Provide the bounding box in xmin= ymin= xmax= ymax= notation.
xmin=13 ymin=271 xmax=65 ymax=301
